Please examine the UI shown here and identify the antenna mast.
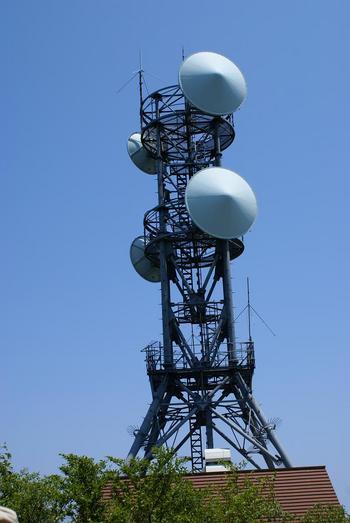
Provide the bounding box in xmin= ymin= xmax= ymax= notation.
xmin=138 ymin=50 xmax=144 ymax=126
xmin=247 ymin=277 xmax=252 ymax=342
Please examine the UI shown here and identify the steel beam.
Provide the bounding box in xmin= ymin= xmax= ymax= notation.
xmin=127 ymin=377 xmax=168 ymax=459
xmin=235 ymin=373 xmax=292 ymax=467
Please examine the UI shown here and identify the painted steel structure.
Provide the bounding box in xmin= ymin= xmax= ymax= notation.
xmin=127 ymin=66 xmax=291 ymax=471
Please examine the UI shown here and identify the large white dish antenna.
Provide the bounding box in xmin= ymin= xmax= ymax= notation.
xmin=130 ymin=236 xmax=160 ymax=283
xmin=127 ymin=133 xmax=158 ymax=175
xmin=179 ymin=52 xmax=247 ymax=116
xmin=185 ymin=167 xmax=257 ymax=239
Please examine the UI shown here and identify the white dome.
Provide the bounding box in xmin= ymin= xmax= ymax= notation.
xmin=179 ymin=52 xmax=247 ymax=116
xmin=127 ymin=133 xmax=158 ymax=175
xmin=185 ymin=167 xmax=257 ymax=239
xmin=130 ymin=236 xmax=160 ymax=282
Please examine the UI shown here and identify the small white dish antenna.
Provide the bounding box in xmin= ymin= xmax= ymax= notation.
xmin=179 ymin=52 xmax=247 ymax=116
xmin=185 ymin=167 xmax=257 ymax=239
xmin=130 ymin=236 xmax=160 ymax=282
xmin=127 ymin=133 xmax=158 ymax=175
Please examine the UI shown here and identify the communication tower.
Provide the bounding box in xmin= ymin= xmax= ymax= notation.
xmin=127 ymin=52 xmax=291 ymax=471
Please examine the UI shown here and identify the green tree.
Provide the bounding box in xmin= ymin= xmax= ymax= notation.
xmin=59 ymin=453 xmax=110 ymax=522
xmin=1 ymin=444 xmax=349 ymax=523
xmin=301 ymin=504 xmax=349 ymax=523
xmin=0 ymin=445 xmax=63 ymax=523
xmin=105 ymin=447 xmax=209 ymax=523
xmin=216 ymin=478 xmax=292 ymax=522
xmin=104 ymin=448 xmax=297 ymax=523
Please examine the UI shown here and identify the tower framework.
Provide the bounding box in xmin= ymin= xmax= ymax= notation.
xmin=128 ymin=78 xmax=291 ymax=471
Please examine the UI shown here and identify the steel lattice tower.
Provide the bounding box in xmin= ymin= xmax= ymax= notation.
xmin=127 ymin=60 xmax=291 ymax=471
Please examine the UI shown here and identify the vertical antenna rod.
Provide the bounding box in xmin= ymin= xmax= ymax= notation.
xmin=247 ymin=277 xmax=252 ymax=342
xmin=138 ymin=50 xmax=144 ymax=127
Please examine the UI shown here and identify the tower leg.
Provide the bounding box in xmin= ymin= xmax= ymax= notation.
xmin=127 ymin=377 xmax=168 ymax=459
xmin=144 ymin=391 xmax=173 ymax=455
xmin=235 ymin=373 xmax=292 ymax=467
xmin=205 ymin=409 xmax=214 ymax=448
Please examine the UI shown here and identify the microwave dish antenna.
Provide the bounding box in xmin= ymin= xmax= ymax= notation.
xmin=179 ymin=51 xmax=247 ymax=116
xmin=127 ymin=133 xmax=157 ymax=174
xmin=130 ymin=236 xmax=160 ymax=282
xmin=185 ymin=167 xmax=257 ymax=239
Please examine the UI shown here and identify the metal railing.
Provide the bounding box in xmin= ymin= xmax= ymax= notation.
xmin=142 ymin=340 xmax=255 ymax=373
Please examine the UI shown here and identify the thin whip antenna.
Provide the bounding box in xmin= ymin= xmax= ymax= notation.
xmin=138 ymin=50 xmax=144 ymax=126
xmin=182 ymin=46 xmax=185 ymax=61
xmin=144 ymin=70 xmax=168 ymax=84
xmin=234 ymin=304 xmax=248 ymax=322
xmin=116 ymin=52 xmax=144 ymax=128
xmin=115 ymin=71 xmax=139 ymax=94
xmin=246 ymin=277 xmax=276 ymax=337
xmin=247 ymin=277 xmax=252 ymax=341
xmin=251 ymin=306 xmax=276 ymax=337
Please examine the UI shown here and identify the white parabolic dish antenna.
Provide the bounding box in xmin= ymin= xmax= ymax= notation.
xmin=130 ymin=236 xmax=160 ymax=283
xmin=185 ymin=167 xmax=257 ymax=239
xmin=127 ymin=133 xmax=157 ymax=175
xmin=179 ymin=52 xmax=247 ymax=116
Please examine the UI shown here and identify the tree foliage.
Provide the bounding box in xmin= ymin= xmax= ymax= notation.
xmin=59 ymin=453 xmax=109 ymax=522
xmin=300 ymin=504 xmax=349 ymax=523
xmin=0 ymin=445 xmax=348 ymax=523
xmin=0 ymin=445 xmax=62 ymax=523
xmin=205 ymin=469 xmax=294 ymax=523
xmin=105 ymin=448 xmax=208 ymax=523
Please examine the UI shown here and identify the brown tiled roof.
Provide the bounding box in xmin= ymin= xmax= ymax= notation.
xmin=185 ymin=466 xmax=340 ymax=518
xmin=102 ymin=465 xmax=340 ymax=520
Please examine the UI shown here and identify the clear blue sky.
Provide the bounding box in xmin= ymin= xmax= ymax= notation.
xmin=1 ymin=0 xmax=350 ymax=511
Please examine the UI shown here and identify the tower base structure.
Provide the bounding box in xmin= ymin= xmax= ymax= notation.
xmin=128 ymin=329 xmax=290 ymax=471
